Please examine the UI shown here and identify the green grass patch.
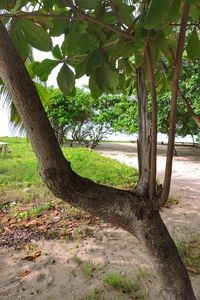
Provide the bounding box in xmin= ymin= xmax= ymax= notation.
xmin=0 ymin=137 xmax=137 ymax=191
xmin=176 ymin=235 xmax=200 ymax=274
xmin=84 ymin=288 xmax=102 ymax=300
xmin=104 ymin=272 xmax=147 ymax=299
xmin=16 ymin=203 xmax=54 ymax=221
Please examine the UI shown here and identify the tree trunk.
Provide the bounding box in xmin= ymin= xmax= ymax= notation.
xmin=0 ymin=20 xmax=196 ymax=300
xmin=136 ymin=67 xmax=151 ymax=196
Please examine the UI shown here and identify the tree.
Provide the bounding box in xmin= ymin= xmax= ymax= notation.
xmin=157 ymin=92 xmax=199 ymax=144
xmin=0 ymin=1 xmax=200 ymax=299
xmin=47 ymin=87 xmax=111 ymax=146
xmin=93 ymin=94 xmax=138 ymax=134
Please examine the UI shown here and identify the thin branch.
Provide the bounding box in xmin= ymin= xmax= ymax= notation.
xmin=62 ymin=0 xmax=133 ymax=40
xmin=0 ymin=12 xmax=80 ymax=21
xmin=145 ymin=44 xmax=157 ymax=201
xmin=0 ymin=9 xmax=134 ymax=40
xmin=160 ymin=1 xmax=190 ymax=207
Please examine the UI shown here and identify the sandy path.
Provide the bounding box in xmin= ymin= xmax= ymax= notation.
xmin=96 ymin=142 xmax=200 ymax=238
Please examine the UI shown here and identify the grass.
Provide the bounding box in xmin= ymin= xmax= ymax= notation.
xmin=176 ymin=234 xmax=200 ymax=274
xmin=84 ymin=288 xmax=102 ymax=300
xmin=0 ymin=137 xmax=137 ymax=191
xmin=165 ymin=196 xmax=179 ymax=208
xmin=104 ymin=272 xmax=147 ymax=299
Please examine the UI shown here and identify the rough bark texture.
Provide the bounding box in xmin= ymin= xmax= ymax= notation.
xmin=0 ymin=20 xmax=196 ymax=300
xmin=136 ymin=67 xmax=151 ymax=196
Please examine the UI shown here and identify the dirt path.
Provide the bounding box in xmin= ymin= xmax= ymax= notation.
xmin=96 ymin=142 xmax=200 ymax=238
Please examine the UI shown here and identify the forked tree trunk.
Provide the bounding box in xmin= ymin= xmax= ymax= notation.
xmin=0 ymin=20 xmax=196 ymax=300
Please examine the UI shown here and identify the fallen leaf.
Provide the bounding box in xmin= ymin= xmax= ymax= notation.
xmin=186 ymin=266 xmax=199 ymax=274
xmin=18 ymin=270 xmax=31 ymax=278
xmin=23 ymin=250 xmax=41 ymax=261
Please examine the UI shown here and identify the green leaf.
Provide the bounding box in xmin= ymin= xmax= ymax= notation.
xmin=96 ymin=63 xmax=119 ymax=93
xmin=11 ymin=0 xmax=28 ymax=13
xmin=35 ymin=59 xmax=60 ymax=81
xmin=188 ymin=0 xmax=199 ymax=3
xmin=134 ymin=26 xmax=145 ymax=67
xmin=18 ymin=19 xmax=52 ymax=51
xmin=75 ymin=59 xmax=87 ymax=79
xmin=143 ymin=0 xmax=170 ymax=30
xmin=52 ymin=45 xmax=63 ymax=60
xmin=186 ymin=29 xmax=200 ymax=61
xmin=57 ymin=64 xmax=75 ymax=95
xmin=190 ymin=4 xmax=200 ymax=20
xmin=49 ymin=18 xmax=69 ymax=37
xmin=86 ymin=50 xmax=104 ymax=75
xmin=154 ymin=31 xmax=169 ymax=57
xmin=89 ymin=75 xmax=102 ymax=99
xmin=75 ymin=0 xmax=99 ymax=9
xmin=43 ymin=0 xmax=54 ymax=9
xmin=112 ymin=0 xmax=135 ymax=26
xmin=34 ymin=82 xmax=49 ymax=105
xmin=0 ymin=0 xmax=7 ymax=9
xmin=10 ymin=23 xmax=29 ymax=60
xmin=78 ymin=34 xmax=98 ymax=52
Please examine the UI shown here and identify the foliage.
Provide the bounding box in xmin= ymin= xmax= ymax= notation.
xmin=157 ymin=92 xmax=199 ymax=141
xmin=104 ymin=272 xmax=147 ymax=299
xmin=46 ymin=88 xmax=139 ymax=145
xmin=176 ymin=235 xmax=200 ymax=274
xmin=93 ymin=94 xmax=138 ymax=134
xmin=0 ymin=137 xmax=137 ymax=190
xmin=1 ymin=0 xmax=199 ymax=98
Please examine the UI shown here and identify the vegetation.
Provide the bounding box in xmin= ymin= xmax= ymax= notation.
xmin=0 ymin=0 xmax=200 ymax=298
xmin=104 ymin=272 xmax=147 ymax=299
xmin=176 ymin=235 xmax=200 ymax=274
xmin=0 ymin=137 xmax=137 ymax=190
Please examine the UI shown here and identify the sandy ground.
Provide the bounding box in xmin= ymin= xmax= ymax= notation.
xmin=0 ymin=143 xmax=200 ymax=300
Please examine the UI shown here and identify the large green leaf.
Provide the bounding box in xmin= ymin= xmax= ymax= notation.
xmin=35 ymin=59 xmax=60 ymax=82
xmin=75 ymin=0 xmax=99 ymax=9
xmin=52 ymin=45 xmax=63 ymax=60
xmin=143 ymin=0 xmax=170 ymax=30
xmin=34 ymin=82 xmax=49 ymax=105
xmin=18 ymin=19 xmax=52 ymax=51
xmin=89 ymin=75 xmax=102 ymax=99
xmin=10 ymin=23 xmax=29 ymax=60
xmin=57 ymin=64 xmax=75 ymax=95
xmin=78 ymin=34 xmax=98 ymax=52
xmin=186 ymin=29 xmax=200 ymax=61
xmin=96 ymin=63 xmax=119 ymax=93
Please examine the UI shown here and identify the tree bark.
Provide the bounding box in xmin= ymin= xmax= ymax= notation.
xmin=0 ymin=20 xmax=196 ymax=300
xmin=161 ymin=1 xmax=190 ymax=205
xmin=136 ymin=67 xmax=151 ymax=196
xmin=145 ymin=45 xmax=157 ymax=200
